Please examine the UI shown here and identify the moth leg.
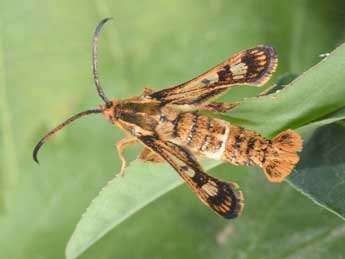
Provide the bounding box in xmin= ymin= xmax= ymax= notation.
xmin=200 ymin=101 xmax=240 ymax=113
xmin=116 ymin=136 xmax=137 ymax=177
xmin=139 ymin=147 xmax=165 ymax=163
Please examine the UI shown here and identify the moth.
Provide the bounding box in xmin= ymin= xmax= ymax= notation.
xmin=33 ymin=18 xmax=302 ymax=219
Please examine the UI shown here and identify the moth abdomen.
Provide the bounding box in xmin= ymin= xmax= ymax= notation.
xmin=169 ymin=113 xmax=302 ymax=183
xmin=222 ymin=126 xmax=302 ymax=182
xmin=222 ymin=126 xmax=266 ymax=166
xmin=174 ymin=113 xmax=229 ymax=159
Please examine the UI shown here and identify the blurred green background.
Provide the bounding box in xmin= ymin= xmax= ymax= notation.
xmin=1 ymin=0 xmax=345 ymax=258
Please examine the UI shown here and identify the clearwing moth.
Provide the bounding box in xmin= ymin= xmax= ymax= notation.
xmin=33 ymin=18 xmax=302 ymax=219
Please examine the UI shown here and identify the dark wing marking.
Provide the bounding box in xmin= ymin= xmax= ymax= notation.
xmin=139 ymin=135 xmax=244 ymax=219
xmin=200 ymin=101 xmax=240 ymax=113
xmin=148 ymin=46 xmax=277 ymax=109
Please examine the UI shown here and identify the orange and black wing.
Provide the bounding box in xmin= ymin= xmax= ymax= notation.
xmin=148 ymin=45 xmax=277 ymax=109
xmin=139 ymin=135 xmax=244 ymax=219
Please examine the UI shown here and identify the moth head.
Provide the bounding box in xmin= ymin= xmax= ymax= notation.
xmin=100 ymin=99 xmax=120 ymax=123
xmin=32 ymin=18 xmax=114 ymax=164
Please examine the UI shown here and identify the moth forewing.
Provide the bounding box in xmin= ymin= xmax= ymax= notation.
xmin=148 ymin=45 xmax=278 ymax=110
xmin=139 ymin=136 xmax=244 ymax=219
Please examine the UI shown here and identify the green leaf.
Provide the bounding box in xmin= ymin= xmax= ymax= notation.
xmin=82 ymin=164 xmax=345 ymax=259
xmin=298 ymin=107 xmax=345 ymax=137
xmin=261 ymin=73 xmax=299 ymax=96
xmin=290 ymin=122 xmax=345 ymax=219
xmin=290 ymin=108 xmax=345 ymax=220
xmin=66 ymin=160 xmax=221 ymax=259
xmin=67 ymin=40 xmax=345 ymax=258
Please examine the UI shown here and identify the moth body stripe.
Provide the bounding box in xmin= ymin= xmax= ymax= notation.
xmin=233 ymin=127 xmax=244 ymax=156
xmin=187 ymin=114 xmax=199 ymax=144
xmin=172 ymin=113 xmax=182 ymax=137
xmin=246 ymin=137 xmax=257 ymax=164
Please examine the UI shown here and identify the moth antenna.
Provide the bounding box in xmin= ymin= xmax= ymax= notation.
xmin=93 ymin=17 xmax=113 ymax=107
xmin=33 ymin=109 xmax=103 ymax=164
